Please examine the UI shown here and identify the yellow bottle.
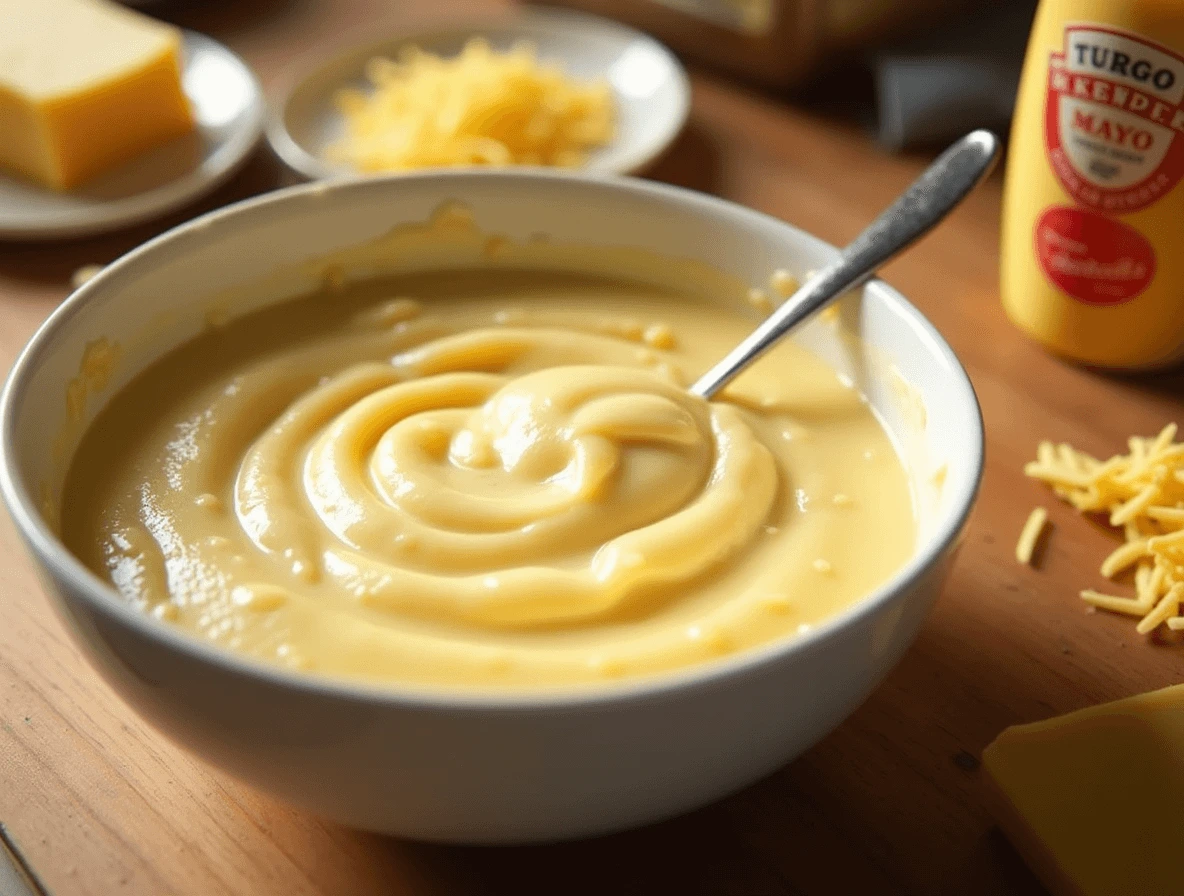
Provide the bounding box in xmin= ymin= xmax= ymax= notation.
xmin=1001 ymin=0 xmax=1184 ymax=368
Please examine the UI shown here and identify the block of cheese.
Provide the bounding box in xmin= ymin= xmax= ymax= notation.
xmin=983 ymin=685 xmax=1184 ymax=896
xmin=0 ymin=0 xmax=194 ymax=190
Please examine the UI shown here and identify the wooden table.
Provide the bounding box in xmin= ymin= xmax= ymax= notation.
xmin=3 ymin=2 xmax=1183 ymax=894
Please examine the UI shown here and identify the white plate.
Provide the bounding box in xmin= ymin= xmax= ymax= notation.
xmin=0 ymin=31 xmax=264 ymax=241
xmin=266 ymin=7 xmax=691 ymax=181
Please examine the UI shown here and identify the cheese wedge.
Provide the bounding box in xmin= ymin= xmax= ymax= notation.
xmin=983 ymin=684 xmax=1184 ymax=896
xmin=0 ymin=0 xmax=194 ymax=190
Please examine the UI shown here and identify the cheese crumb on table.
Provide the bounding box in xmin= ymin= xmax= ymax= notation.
xmin=0 ymin=0 xmax=194 ymax=190
xmin=1025 ymin=423 xmax=1184 ymax=634
xmin=1015 ymin=506 xmax=1048 ymax=565
xmin=326 ymin=38 xmax=615 ymax=173
xmin=71 ymin=264 xmax=105 ymax=289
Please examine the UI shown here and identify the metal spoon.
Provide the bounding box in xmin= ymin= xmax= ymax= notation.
xmin=690 ymin=129 xmax=1001 ymax=399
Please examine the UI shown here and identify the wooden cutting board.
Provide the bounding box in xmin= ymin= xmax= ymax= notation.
xmin=2 ymin=1 xmax=1182 ymax=894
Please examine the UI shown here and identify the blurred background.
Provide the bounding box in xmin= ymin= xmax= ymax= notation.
xmin=135 ymin=0 xmax=1039 ymax=151
xmin=540 ymin=0 xmax=1037 ymax=150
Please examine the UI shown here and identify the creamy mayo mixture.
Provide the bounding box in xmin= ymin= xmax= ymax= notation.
xmin=62 ymin=267 xmax=915 ymax=691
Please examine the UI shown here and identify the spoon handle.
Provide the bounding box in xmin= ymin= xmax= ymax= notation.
xmin=690 ymin=129 xmax=1001 ymax=399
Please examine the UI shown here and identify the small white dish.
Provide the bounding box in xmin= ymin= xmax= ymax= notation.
xmin=266 ymin=7 xmax=691 ymax=181
xmin=0 ymin=31 xmax=264 ymax=242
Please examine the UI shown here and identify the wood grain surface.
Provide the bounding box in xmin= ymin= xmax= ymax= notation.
xmin=2 ymin=2 xmax=1182 ymax=894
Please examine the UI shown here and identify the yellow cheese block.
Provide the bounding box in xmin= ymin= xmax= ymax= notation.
xmin=983 ymin=684 xmax=1184 ymax=896
xmin=0 ymin=0 xmax=194 ymax=190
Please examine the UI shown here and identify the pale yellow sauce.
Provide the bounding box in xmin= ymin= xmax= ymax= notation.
xmin=62 ymin=268 xmax=915 ymax=691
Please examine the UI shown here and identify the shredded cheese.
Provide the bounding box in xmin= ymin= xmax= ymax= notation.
xmin=326 ymin=38 xmax=614 ymax=173
xmin=1015 ymin=506 xmax=1048 ymax=565
xmin=1026 ymin=423 xmax=1184 ymax=635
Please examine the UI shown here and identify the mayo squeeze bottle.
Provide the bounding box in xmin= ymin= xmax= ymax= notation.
xmin=1001 ymin=0 xmax=1184 ymax=368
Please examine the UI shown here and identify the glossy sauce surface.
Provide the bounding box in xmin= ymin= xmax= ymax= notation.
xmin=62 ymin=269 xmax=915 ymax=690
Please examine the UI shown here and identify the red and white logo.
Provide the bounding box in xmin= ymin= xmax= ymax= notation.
xmin=1045 ymin=25 xmax=1184 ymax=213
xmin=1035 ymin=205 xmax=1155 ymax=305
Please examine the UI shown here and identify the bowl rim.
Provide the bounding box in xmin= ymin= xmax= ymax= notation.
xmin=0 ymin=168 xmax=984 ymax=712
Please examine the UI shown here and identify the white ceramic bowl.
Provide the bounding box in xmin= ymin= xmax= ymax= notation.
xmin=0 ymin=172 xmax=982 ymax=843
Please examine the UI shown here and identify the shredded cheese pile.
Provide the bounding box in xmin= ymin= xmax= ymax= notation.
xmin=1025 ymin=423 xmax=1184 ymax=634
xmin=326 ymin=38 xmax=615 ymax=173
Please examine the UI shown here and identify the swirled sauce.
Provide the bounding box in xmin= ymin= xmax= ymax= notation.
xmin=62 ymin=269 xmax=915 ymax=690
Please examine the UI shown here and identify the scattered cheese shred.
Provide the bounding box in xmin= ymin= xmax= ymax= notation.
xmin=326 ymin=38 xmax=615 ymax=173
xmin=1015 ymin=506 xmax=1048 ymax=565
xmin=1026 ymin=423 xmax=1184 ymax=635
xmin=1079 ymin=589 xmax=1148 ymax=616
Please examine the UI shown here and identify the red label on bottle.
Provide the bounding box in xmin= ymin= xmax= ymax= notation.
xmin=1045 ymin=25 xmax=1184 ymax=213
xmin=1035 ymin=206 xmax=1155 ymax=305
